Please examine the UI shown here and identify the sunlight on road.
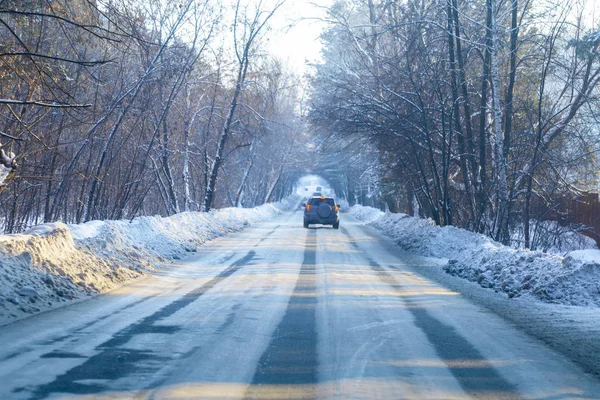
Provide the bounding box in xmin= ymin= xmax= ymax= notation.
xmin=58 ymin=378 xmax=586 ymax=400
xmin=375 ymin=359 xmax=531 ymax=368
xmin=328 ymin=288 xmax=460 ymax=297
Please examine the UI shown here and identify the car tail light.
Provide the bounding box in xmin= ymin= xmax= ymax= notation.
xmin=334 ymin=205 xmax=339 ymax=211
xmin=306 ymin=204 xmax=311 ymax=210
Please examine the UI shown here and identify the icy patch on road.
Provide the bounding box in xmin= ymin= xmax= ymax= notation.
xmin=0 ymin=197 xmax=298 ymax=326
xmin=349 ymin=205 xmax=600 ymax=307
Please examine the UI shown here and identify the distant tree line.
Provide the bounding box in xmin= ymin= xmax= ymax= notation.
xmin=0 ymin=0 xmax=305 ymax=233
xmin=310 ymin=0 xmax=600 ymax=249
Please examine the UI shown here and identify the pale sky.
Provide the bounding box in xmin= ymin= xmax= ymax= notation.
xmin=262 ymin=0 xmax=600 ymax=76
xmin=581 ymin=0 xmax=599 ymax=26
xmin=265 ymin=0 xmax=333 ymax=75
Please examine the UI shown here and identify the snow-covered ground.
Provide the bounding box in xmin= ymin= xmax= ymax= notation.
xmin=0 ymin=196 xmax=299 ymax=326
xmin=348 ymin=205 xmax=600 ymax=307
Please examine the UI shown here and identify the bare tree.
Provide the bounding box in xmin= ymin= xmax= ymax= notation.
xmin=309 ymin=0 xmax=600 ymax=249
xmin=202 ymin=0 xmax=285 ymax=212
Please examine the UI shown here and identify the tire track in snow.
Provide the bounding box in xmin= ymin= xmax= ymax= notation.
xmin=23 ymin=250 xmax=257 ymax=399
xmin=368 ymin=257 xmax=521 ymax=399
xmin=343 ymin=225 xmax=521 ymax=398
xmin=246 ymin=229 xmax=318 ymax=397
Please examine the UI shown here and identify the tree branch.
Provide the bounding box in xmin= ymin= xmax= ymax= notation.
xmin=0 ymin=52 xmax=113 ymax=66
xmin=0 ymin=99 xmax=91 ymax=107
xmin=0 ymin=9 xmax=122 ymax=41
xmin=0 ymin=131 xmax=22 ymax=140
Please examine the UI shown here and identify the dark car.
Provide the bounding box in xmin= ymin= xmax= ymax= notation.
xmin=303 ymin=196 xmax=340 ymax=229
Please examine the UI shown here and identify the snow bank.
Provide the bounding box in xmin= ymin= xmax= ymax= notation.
xmin=347 ymin=205 xmax=383 ymax=223
xmin=569 ymin=249 xmax=600 ymax=264
xmin=349 ymin=205 xmax=600 ymax=307
xmin=0 ymin=197 xmax=298 ymax=326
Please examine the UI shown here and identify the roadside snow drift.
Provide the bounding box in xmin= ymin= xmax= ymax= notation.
xmin=349 ymin=205 xmax=600 ymax=307
xmin=0 ymin=197 xmax=297 ymax=326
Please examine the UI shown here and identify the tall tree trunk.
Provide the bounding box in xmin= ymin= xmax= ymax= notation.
xmin=446 ymin=0 xmax=476 ymax=223
xmin=235 ymin=138 xmax=255 ymax=208
xmin=497 ymin=0 xmax=519 ymax=244
xmin=441 ymin=103 xmax=453 ymax=226
xmin=203 ymin=56 xmax=248 ymax=212
xmin=160 ymin=106 xmax=179 ymax=215
xmin=489 ymin=0 xmax=509 ymax=244
xmin=263 ymin=149 xmax=288 ymax=204
xmin=182 ymin=100 xmax=192 ymax=212
xmin=477 ymin=0 xmax=492 ymax=233
xmin=451 ymin=0 xmax=478 ymax=198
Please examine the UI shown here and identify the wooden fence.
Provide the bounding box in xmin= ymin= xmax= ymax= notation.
xmin=531 ymin=193 xmax=600 ymax=246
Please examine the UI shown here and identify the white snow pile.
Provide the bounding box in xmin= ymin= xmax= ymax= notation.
xmin=0 ymin=148 xmax=15 ymax=188
xmin=348 ymin=205 xmax=384 ymax=223
xmin=0 ymin=164 xmax=10 ymax=188
xmin=349 ymin=205 xmax=600 ymax=307
xmin=0 ymin=196 xmax=298 ymax=326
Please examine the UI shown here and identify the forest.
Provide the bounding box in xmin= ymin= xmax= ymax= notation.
xmin=2 ymin=0 xmax=600 ymax=251
xmin=310 ymin=0 xmax=600 ymax=249
xmin=0 ymin=0 xmax=305 ymax=233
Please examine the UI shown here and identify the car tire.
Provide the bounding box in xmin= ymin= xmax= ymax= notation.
xmin=304 ymin=220 xmax=309 ymax=229
xmin=333 ymin=221 xmax=339 ymax=229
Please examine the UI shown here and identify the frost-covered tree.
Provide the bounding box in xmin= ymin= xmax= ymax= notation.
xmin=310 ymin=0 xmax=600 ymax=248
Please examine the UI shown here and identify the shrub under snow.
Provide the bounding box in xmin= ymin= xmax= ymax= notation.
xmin=349 ymin=205 xmax=600 ymax=307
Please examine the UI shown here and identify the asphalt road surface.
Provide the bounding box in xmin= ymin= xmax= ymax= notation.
xmin=0 ymin=211 xmax=599 ymax=399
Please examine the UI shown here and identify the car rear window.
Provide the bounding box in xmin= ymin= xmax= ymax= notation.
xmin=309 ymin=198 xmax=335 ymax=206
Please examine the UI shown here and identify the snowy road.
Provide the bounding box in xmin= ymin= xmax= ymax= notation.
xmin=0 ymin=211 xmax=599 ymax=399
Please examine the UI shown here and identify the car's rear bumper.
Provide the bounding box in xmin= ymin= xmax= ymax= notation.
xmin=304 ymin=215 xmax=339 ymax=225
